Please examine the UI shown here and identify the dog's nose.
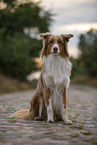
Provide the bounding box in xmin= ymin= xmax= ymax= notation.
xmin=53 ymin=47 xmax=58 ymax=52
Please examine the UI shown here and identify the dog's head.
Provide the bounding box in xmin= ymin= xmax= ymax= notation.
xmin=40 ymin=32 xmax=74 ymax=58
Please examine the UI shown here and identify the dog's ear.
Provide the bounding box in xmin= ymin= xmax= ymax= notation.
xmin=40 ymin=32 xmax=52 ymax=38
xmin=61 ymin=34 xmax=74 ymax=42
xmin=61 ymin=34 xmax=73 ymax=58
xmin=40 ymin=32 xmax=52 ymax=57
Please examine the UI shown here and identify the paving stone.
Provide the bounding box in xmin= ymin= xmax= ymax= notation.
xmin=0 ymin=85 xmax=97 ymax=145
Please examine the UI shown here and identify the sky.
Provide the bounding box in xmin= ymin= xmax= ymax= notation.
xmin=39 ymin=0 xmax=97 ymax=57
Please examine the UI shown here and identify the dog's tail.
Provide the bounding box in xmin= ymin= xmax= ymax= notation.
xmin=11 ymin=109 xmax=33 ymax=120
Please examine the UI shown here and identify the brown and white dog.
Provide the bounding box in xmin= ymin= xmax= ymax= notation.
xmin=12 ymin=32 xmax=73 ymax=124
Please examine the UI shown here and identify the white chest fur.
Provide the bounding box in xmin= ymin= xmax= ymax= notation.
xmin=42 ymin=55 xmax=72 ymax=118
xmin=43 ymin=54 xmax=72 ymax=88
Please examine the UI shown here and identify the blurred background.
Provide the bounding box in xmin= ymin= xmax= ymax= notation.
xmin=0 ymin=0 xmax=97 ymax=94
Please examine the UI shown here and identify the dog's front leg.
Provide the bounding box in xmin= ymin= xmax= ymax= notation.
xmin=47 ymin=97 xmax=54 ymax=123
xmin=43 ymin=87 xmax=54 ymax=123
xmin=62 ymin=88 xmax=72 ymax=124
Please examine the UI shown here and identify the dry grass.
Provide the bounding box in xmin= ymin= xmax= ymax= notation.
xmin=0 ymin=74 xmax=34 ymax=95
xmin=71 ymin=75 xmax=97 ymax=87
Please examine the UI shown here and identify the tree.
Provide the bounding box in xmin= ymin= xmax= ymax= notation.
xmin=0 ymin=0 xmax=52 ymax=36
xmin=78 ymin=29 xmax=97 ymax=77
xmin=0 ymin=0 xmax=53 ymax=80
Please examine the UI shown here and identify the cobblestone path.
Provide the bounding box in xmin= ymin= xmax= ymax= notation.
xmin=0 ymin=85 xmax=97 ymax=145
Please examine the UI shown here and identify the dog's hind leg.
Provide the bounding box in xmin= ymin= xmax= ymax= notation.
xmin=30 ymin=94 xmax=45 ymax=121
xmin=12 ymin=94 xmax=42 ymax=120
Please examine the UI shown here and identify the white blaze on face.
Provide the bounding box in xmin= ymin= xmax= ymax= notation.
xmin=51 ymin=43 xmax=60 ymax=54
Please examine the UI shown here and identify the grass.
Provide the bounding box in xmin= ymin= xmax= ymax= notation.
xmin=72 ymin=120 xmax=77 ymax=122
xmin=71 ymin=125 xmax=83 ymax=129
xmin=81 ymin=132 xmax=92 ymax=135
xmin=69 ymin=133 xmax=79 ymax=138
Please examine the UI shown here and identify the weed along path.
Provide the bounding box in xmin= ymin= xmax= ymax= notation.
xmin=0 ymin=85 xmax=97 ymax=145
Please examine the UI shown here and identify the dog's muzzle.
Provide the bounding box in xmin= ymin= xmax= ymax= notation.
xmin=51 ymin=43 xmax=59 ymax=55
xmin=53 ymin=47 xmax=58 ymax=54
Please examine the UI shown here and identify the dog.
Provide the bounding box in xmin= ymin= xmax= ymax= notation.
xmin=12 ymin=32 xmax=73 ymax=124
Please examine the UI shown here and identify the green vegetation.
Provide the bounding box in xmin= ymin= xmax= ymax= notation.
xmin=72 ymin=120 xmax=77 ymax=122
xmin=71 ymin=125 xmax=83 ymax=129
xmin=71 ymin=29 xmax=97 ymax=86
xmin=0 ymin=0 xmax=53 ymax=80
xmin=78 ymin=29 xmax=97 ymax=77
xmin=81 ymin=132 xmax=92 ymax=135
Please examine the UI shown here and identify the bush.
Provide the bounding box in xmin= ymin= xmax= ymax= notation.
xmin=0 ymin=33 xmax=42 ymax=80
xmin=78 ymin=29 xmax=97 ymax=77
xmin=0 ymin=0 xmax=52 ymax=80
xmin=70 ymin=57 xmax=86 ymax=78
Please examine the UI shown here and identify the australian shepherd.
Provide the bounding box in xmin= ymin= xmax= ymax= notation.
xmin=12 ymin=32 xmax=74 ymax=124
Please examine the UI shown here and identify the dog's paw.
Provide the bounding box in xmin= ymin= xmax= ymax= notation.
xmin=64 ymin=119 xmax=72 ymax=125
xmin=34 ymin=116 xmax=43 ymax=121
xmin=47 ymin=119 xmax=54 ymax=123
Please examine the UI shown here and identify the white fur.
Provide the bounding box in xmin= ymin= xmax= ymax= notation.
xmin=48 ymin=84 xmax=70 ymax=123
xmin=51 ymin=84 xmax=64 ymax=113
xmin=42 ymin=54 xmax=72 ymax=123
xmin=43 ymin=54 xmax=72 ymax=87
xmin=47 ymin=98 xmax=54 ymax=122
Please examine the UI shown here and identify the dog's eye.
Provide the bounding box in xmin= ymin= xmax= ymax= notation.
xmin=48 ymin=40 xmax=54 ymax=44
xmin=49 ymin=40 xmax=53 ymax=44
xmin=58 ymin=40 xmax=63 ymax=45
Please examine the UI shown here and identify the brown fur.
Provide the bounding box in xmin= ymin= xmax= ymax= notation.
xmin=40 ymin=33 xmax=73 ymax=58
xmin=12 ymin=33 xmax=73 ymax=122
